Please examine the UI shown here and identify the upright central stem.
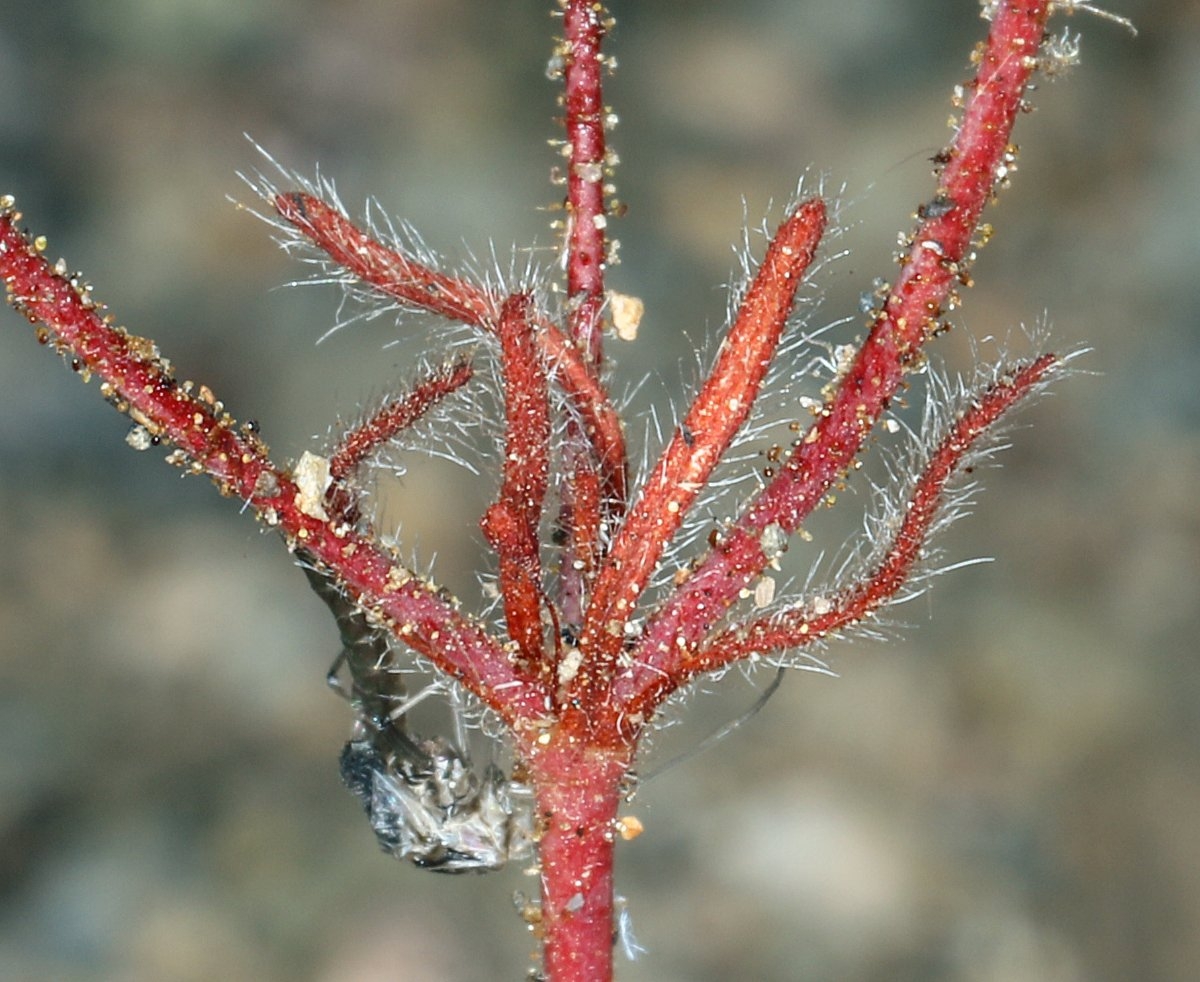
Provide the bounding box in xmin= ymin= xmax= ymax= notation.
xmin=562 ymin=0 xmax=610 ymax=363
xmin=553 ymin=0 xmax=621 ymax=642
xmin=531 ymin=734 xmax=632 ymax=982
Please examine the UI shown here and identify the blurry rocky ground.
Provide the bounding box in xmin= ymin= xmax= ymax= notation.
xmin=1 ymin=1 xmax=1196 ymax=980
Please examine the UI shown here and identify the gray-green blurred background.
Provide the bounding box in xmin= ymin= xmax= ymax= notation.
xmin=1 ymin=2 xmax=1195 ymax=980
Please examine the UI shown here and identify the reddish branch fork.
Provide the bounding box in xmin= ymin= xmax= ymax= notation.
xmin=273 ymin=191 xmax=628 ymax=510
xmin=602 ymin=0 xmax=1060 ymax=727
xmin=0 ymin=207 xmax=551 ymax=729
xmin=1 ymin=0 xmax=1089 ymax=979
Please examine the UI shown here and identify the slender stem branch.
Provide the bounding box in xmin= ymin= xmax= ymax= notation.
xmin=329 ymin=358 xmax=472 ymax=482
xmin=561 ymin=0 xmax=612 ymax=363
xmin=554 ymin=458 xmax=603 ymax=632
xmin=678 ymin=354 xmax=1059 ymax=683
xmin=276 ymin=191 xmax=493 ymax=325
xmin=577 ymin=200 xmax=825 ymax=683
xmin=481 ymin=294 xmax=553 ymax=671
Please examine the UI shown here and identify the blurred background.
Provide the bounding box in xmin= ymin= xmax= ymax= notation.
xmin=1 ymin=1 xmax=1195 ymax=979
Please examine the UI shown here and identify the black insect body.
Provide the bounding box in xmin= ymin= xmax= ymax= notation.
xmin=339 ymin=737 xmax=533 ymax=873
xmin=302 ymin=561 xmax=534 ymax=873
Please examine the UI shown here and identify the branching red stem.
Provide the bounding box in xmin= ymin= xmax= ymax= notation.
xmin=685 ymin=353 xmax=1059 ymax=679
xmin=274 ymin=191 xmax=628 ymax=508
xmin=0 ymin=209 xmax=551 ymax=726
xmin=0 ymin=2 xmax=1103 ymax=978
xmin=577 ymin=199 xmax=826 ymax=686
xmin=612 ymin=0 xmax=1052 ymax=720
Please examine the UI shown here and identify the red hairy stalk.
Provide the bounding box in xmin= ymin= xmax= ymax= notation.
xmin=324 ymin=358 xmax=473 ymax=525
xmin=481 ymin=293 xmax=553 ymax=669
xmin=275 ymin=191 xmax=493 ymax=325
xmin=579 ymin=199 xmax=826 ymax=683
xmin=559 ymin=0 xmax=613 ymax=361
xmin=328 ymin=358 xmax=472 ymax=482
xmin=1 ymin=0 xmax=1128 ymax=978
xmin=550 ymin=0 xmax=620 ymax=646
xmin=530 ymin=742 xmax=632 ymax=982
xmin=687 ymin=354 xmax=1059 ymax=678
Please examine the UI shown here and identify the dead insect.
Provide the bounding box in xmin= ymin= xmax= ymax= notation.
xmin=301 ymin=560 xmax=534 ymax=872
xmin=339 ymin=735 xmax=533 ymax=873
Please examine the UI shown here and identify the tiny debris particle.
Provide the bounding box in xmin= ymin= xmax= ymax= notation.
xmin=754 ymin=575 xmax=776 ymax=608
xmin=557 ymin=645 xmax=585 ymax=686
xmin=125 ymin=424 xmax=153 ymax=451
xmin=615 ymin=815 xmax=644 ymax=841
xmin=760 ymin=523 xmax=788 ymax=560
xmin=833 ymin=343 xmax=856 ymax=379
xmin=608 ymin=291 xmax=643 ymax=341
xmin=574 ymin=160 xmax=604 ymax=183
xmin=253 ymin=470 xmax=280 ymax=498
xmin=293 ymin=450 xmax=332 ymax=520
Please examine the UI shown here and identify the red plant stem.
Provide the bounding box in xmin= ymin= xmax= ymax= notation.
xmin=555 ymin=457 xmax=603 ymax=632
xmin=553 ymin=0 xmax=617 ymax=644
xmin=276 ymin=191 xmax=493 ymax=324
xmin=0 ymin=208 xmax=551 ymax=726
xmin=612 ymin=0 xmax=1052 ymax=719
xmin=577 ymin=199 xmax=826 ymax=682
xmin=481 ymin=294 xmax=552 ymax=669
xmin=274 ymin=191 xmax=628 ymax=508
xmin=561 ymin=0 xmax=611 ymax=363
xmin=527 ymin=738 xmax=632 ymax=982
xmin=684 ymin=354 xmax=1058 ymax=678
xmin=328 ymin=357 xmax=472 ymax=481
